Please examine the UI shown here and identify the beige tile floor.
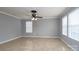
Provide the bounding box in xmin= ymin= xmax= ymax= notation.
xmin=0 ymin=37 xmax=72 ymax=51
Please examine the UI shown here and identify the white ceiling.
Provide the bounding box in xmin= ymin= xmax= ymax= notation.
xmin=0 ymin=7 xmax=66 ymax=19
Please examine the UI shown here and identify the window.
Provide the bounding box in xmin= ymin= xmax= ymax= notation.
xmin=62 ymin=16 xmax=67 ymax=36
xmin=26 ymin=21 xmax=32 ymax=33
xmin=68 ymin=9 xmax=79 ymax=41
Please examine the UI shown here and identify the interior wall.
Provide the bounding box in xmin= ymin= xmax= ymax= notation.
xmin=0 ymin=13 xmax=21 ymax=42
xmin=21 ymin=18 xmax=60 ymax=37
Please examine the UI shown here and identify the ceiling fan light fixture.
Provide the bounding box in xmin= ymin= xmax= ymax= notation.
xmin=32 ymin=17 xmax=35 ymax=20
xmin=35 ymin=18 xmax=37 ymax=20
xmin=32 ymin=17 xmax=37 ymax=20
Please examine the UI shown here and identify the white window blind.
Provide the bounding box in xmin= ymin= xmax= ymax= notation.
xmin=26 ymin=21 xmax=32 ymax=33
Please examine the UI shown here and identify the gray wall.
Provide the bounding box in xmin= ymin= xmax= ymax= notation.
xmin=0 ymin=14 xmax=21 ymax=42
xmin=21 ymin=18 xmax=60 ymax=37
xmin=0 ymin=13 xmax=60 ymax=42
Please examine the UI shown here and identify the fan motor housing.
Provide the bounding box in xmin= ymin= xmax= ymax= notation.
xmin=31 ymin=10 xmax=37 ymax=13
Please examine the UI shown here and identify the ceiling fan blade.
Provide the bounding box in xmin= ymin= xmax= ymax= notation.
xmin=36 ymin=16 xmax=43 ymax=18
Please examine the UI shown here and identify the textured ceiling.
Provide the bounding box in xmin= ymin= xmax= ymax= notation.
xmin=0 ymin=7 xmax=66 ymax=19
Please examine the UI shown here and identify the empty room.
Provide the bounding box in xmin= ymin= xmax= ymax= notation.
xmin=0 ymin=7 xmax=79 ymax=51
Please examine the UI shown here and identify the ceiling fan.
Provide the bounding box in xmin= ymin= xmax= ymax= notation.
xmin=31 ymin=10 xmax=43 ymax=20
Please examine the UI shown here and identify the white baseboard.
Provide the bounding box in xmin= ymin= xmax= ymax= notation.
xmin=60 ymin=37 xmax=75 ymax=51
xmin=22 ymin=36 xmax=60 ymax=38
xmin=0 ymin=36 xmax=22 ymax=44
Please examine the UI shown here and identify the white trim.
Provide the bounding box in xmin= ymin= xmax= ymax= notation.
xmin=0 ymin=36 xmax=22 ymax=44
xmin=0 ymin=11 xmax=20 ymax=19
xmin=60 ymin=37 xmax=75 ymax=51
xmin=22 ymin=36 xmax=60 ymax=38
